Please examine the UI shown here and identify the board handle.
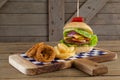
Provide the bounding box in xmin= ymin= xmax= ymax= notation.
xmin=73 ymin=59 xmax=108 ymax=76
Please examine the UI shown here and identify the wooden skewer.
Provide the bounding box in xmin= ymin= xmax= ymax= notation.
xmin=77 ymin=0 xmax=80 ymax=17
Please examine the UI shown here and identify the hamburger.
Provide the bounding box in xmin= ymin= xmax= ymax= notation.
xmin=60 ymin=17 xmax=98 ymax=54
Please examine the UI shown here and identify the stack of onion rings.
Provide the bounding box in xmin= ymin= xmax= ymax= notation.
xmin=26 ymin=42 xmax=55 ymax=62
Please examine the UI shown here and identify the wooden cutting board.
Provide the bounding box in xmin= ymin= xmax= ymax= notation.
xmin=9 ymin=48 xmax=117 ymax=76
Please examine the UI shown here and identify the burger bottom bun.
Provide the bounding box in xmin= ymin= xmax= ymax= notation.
xmin=75 ymin=46 xmax=93 ymax=54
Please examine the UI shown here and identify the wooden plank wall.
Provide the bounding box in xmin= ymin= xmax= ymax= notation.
xmin=65 ymin=0 xmax=120 ymax=40
xmin=66 ymin=0 xmax=109 ymax=23
xmin=48 ymin=0 xmax=64 ymax=41
xmin=0 ymin=0 xmax=8 ymax=8
xmin=0 ymin=0 xmax=48 ymax=42
xmin=89 ymin=0 xmax=120 ymax=40
xmin=0 ymin=0 xmax=119 ymax=42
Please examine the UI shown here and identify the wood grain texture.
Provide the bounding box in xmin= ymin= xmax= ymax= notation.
xmin=109 ymin=0 xmax=120 ymax=2
xmin=0 ymin=2 xmax=47 ymax=13
xmin=0 ymin=0 xmax=8 ymax=8
xmin=0 ymin=0 xmax=119 ymax=41
xmin=48 ymin=0 xmax=64 ymax=41
xmin=90 ymin=25 xmax=120 ymax=35
xmin=0 ymin=41 xmax=120 ymax=53
xmin=65 ymin=0 xmax=120 ymax=3
xmin=89 ymin=25 xmax=120 ymax=40
xmin=9 ymin=54 xmax=38 ymax=75
xmin=66 ymin=13 xmax=120 ymax=24
xmin=99 ymin=3 xmax=120 ymax=13
xmin=0 ymin=2 xmax=84 ymax=14
xmin=9 ymin=54 xmax=72 ymax=75
xmin=0 ymin=0 xmax=48 ymax=42
xmin=0 ymin=13 xmax=118 ymax=25
xmin=1 ymin=2 xmax=116 ymax=17
xmin=66 ymin=0 xmax=109 ymax=23
xmin=8 ymin=48 xmax=116 ymax=75
xmin=0 ymin=25 xmax=47 ymax=36
xmin=7 ymin=0 xmax=84 ymax=2
xmin=64 ymin=0 xmax=120 ymax=40
xmin=89 ymin=14 xmax=120 ymax=24
xmin=9 ymin=0 xmax=47 ymax=2
xmin=73 ymin=59 xmax=108 ymax=76
xmin=0 ymin=14 xmax=47 ymax=25
xmin=66 ymin=3 xmax=120 ymax=14
xmin=0 ymin=0 xmax=119 ymax=42
xmin=1 ymin=77 xmax=120 ymax=80
xmin=98 ymin=36 xmax=120 ymax=41
xmin=0 ymin=36 xmax=47 ymax=42
xmin=10 ymin=0 xmax=119 ymax=3
xmin=0 ymin=41 xmax=120 ymax=79
xmin=1 ymin=56 xmax=120 ymax=78
xmin=0 ymin=1 xmax=47 ymax=14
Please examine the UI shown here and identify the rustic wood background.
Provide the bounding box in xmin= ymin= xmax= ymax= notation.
xmin=0 ymin=0 xmax=119 ymax=42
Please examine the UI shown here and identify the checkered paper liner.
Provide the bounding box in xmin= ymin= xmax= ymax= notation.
xmin=20 ymin=49 xmax=107 ymax=66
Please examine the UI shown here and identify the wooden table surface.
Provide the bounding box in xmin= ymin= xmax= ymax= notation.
xmin=0 ymin=41 xmax=120 ymax=80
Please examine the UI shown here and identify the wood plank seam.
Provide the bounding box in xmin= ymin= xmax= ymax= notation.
xmin=48 ymin=0 xmax=64 ymax=41
xmin=66 ymin=0 xmax=109 ymax=23
xmin=0 ymin=0 xmax=8 ymax=8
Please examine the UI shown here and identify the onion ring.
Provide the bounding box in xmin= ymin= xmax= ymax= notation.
xmin=35 ymin=43 xmax=55 ymax=62
xmin=25 ymin=43 xmax=39 ymax=57
xmin=25 ymin=42 xmax=55 ymax=62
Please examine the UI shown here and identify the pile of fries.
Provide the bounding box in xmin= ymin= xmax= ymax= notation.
xmin=54 ymin=43 xmax=75 ymax=59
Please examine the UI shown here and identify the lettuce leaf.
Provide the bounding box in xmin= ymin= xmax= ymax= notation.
xmin=89 ymin=35 xmax=98 ymax=46
xmin=62 ymin=28 xmax=98 ymax=47
xmin=63 ymin=28 xmax=92 ymax=38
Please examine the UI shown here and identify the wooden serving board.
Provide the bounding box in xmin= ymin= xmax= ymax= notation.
xmin=9 ymin=48 xmax=117 ymax=76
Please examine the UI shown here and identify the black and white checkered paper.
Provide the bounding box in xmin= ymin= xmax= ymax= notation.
xmin=20 ymin=49 xmax=107 ymax=66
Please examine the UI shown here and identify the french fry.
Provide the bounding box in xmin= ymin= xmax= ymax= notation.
xmin=69 ymin=47 xmax=75 ymax=52
xmin=54 ymin=46 xmax=60 ymax=55
xmin=58 ymin=43 xmax=69 ymax=53
xmin=54 ymin=43 xmax=76 ymax=59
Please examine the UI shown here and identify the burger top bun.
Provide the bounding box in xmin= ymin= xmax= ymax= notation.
xmin=64 ymin=22 xmax=93 ymax=34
